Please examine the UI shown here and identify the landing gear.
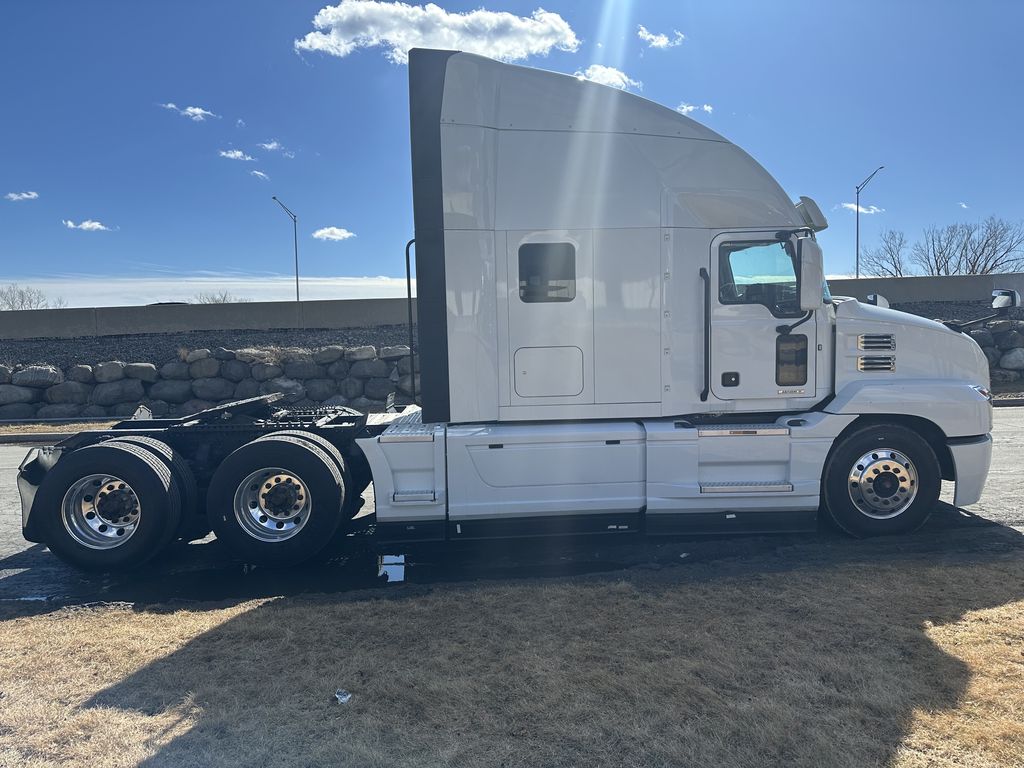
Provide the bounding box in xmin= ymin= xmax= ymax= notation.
xmin=822 ymin=424 xmax=941 ymax=537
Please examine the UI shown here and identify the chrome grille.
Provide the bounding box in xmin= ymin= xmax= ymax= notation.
xmin=858 ymin=355 xmax=896 ymax=372
xmin=858 ymin=333 xmax=896 ymax=351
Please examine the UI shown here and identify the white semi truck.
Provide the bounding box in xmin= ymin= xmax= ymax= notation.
xmin=17 ymin=49 xmax=1004 ymax=571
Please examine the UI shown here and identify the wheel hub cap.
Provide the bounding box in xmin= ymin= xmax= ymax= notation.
xmin=62 ymin=474 xmax=141 ymax=549
xmin=847 ymin=449 xmax=918 ymax=519
xmin=233 ymin=467 xmax=311 ymax=542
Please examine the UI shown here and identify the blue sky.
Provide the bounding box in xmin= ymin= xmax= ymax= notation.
xmin=2 ymin=0 xmax=1023 ymax=306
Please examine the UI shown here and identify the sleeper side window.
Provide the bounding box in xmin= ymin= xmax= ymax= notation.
xmin=519 ymin=242 xmax=576 ymax=303
xmin=719 ymin=240 xmax=801 ymax=318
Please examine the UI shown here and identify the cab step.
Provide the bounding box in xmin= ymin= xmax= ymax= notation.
xmin=699 ymin=481 xmax=793 ymax=494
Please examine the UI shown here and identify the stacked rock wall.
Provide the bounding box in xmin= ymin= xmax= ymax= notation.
xmin=2 ymin=301 xmax=1023 ymax=421
xmin=966 ymin=319 xmax=1024 ymax=387
xmin=0 ymin=344 xmax=419 ymax=420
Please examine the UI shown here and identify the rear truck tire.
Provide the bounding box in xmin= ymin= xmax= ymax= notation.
xmin=34 ymin=441 xmax=182 ymax=571
xmin=260 ymin=430 xmax=360 ymax=519
xmin=104 ymin=435 xmax=206 ymax=540
xmin=206 ymin=434 xmax=346 ymax=566
xmin=821 ymin=423 xmax=941 ymax=537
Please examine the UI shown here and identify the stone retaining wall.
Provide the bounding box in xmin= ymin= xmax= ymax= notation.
xmin=965 ymin=318 xmax=1024 ymax=387
xmin=0 ymin=344 xmax=419 ymax=420
xmin=2 ymin=301 xmax=1022 ymax=421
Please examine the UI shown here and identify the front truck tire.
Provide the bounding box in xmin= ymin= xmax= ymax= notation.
xmin=207 ymin=434 xmax=346 ymax=566
xmin=821 ymin=423 xmax=941 ymax=537
xmin=34 ymin=442 xmax=182 ymax=571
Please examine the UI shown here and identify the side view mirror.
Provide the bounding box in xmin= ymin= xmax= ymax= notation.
xmin=991 ymin=289 xmax=1020 ymax=311
xmin=798 ymin=237 xmax=824 ymax=312
xmin=943 ymin=288 xmax=1020 ymax=333
xmin=865 ymin=293 xmax=889 ymax=309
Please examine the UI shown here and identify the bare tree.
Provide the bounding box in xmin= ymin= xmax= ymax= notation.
xmin=0 ymin=283 xmax=68 ymax=310
xmin=912 ymin=217 xmax=1024 ymax=275
xmin=861 ymin=230 xmax=910 ymax=277
xmin=192 ymin=291 xmax=252 ymax=304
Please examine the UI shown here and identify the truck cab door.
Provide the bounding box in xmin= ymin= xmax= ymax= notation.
xmin=709 ymin=231 xmax=817 ymax=402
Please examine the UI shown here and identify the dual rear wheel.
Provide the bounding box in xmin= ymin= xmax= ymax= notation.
xmin=206 ymin=432 xmax=352 ymax=567
xmin=34 ymin=431 xmax=354 ymax=571
xmin=36 ymin=440 xmax=184 ymax=571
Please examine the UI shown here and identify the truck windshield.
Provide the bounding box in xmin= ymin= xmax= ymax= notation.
xmin=718 ymin=240 xmax=801 ymax=317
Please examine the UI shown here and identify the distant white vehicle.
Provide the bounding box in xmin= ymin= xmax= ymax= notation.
xmin=17 ymin=50 xmax=1005 ymax=571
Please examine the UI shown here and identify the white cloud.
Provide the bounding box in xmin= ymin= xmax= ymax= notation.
xmin=258 ymin=139 xmax=294 ymax=157
xmin=236 ymin=118 xmax=246 ymax=128
xmin=637 ymin=25 xmax=684 ymax=49
xmin=295 ymin=1 xmax=579 ymax=64
xmin=841 ymin=203 xmax=885 ymax=214
xmin=219 ymin=149 xmax=256 ymax=161
xmin=160 ymin=102 xmax=219 ymax=122
xmin=62 ymin=219 xmax=112 ymax=231
xmin=313 ymin=226 xmax=357 ymax=241
xmin=575 ymin=64 xmax=641 ymax=91
xmin=959 ymin=201 xmax=969 ymax=209
xmin=250 ymin=170 xmax=270 ymax=181
xmin=5 ymin=191 xmax=39 ymax=201
xmin=676 ymin=102 xmax=713 ymax=115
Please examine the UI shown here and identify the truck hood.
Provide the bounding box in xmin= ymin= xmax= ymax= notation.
xmin=833 ymin=298 xmax=990 ymax=389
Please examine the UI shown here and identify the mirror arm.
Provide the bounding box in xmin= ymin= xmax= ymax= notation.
xmin=777 ymin=311 xmax=814 ymax=335
xmin=943 ymin=307 xmax=1009 ymax=334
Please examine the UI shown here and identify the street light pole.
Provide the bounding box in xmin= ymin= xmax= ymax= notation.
xmin=272 ymin=196 xmax=300 ymax=301
xmin=855 ymin=165 xmax=884 ymax=278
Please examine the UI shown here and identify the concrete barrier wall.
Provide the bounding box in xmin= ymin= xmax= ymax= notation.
xmin=828 ymin=273 xmax=1024 ymax=304
xmin=3 ymin=273 xmax=1023 ymax=341
xmin=0 ymin=298 xmax=417 ymax=340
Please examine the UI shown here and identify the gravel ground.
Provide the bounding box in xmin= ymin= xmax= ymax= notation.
xmin=0 ymin=324 xmax=417 ymax=369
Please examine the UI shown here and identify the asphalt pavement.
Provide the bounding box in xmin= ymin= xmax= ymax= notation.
xmin=2 ymin=410 xmax=1022 ymax=606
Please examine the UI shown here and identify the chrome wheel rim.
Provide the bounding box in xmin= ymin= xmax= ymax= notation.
xmin=847 ymin=448 xmax=918 ymax=519
xmin=233 ymin=467 xmax=311 ymax=542
xmin=62 ymin=474 xmax=141 ymax=549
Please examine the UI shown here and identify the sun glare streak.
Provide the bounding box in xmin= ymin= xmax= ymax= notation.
xmin=554 ymin=0 xmax=636 ymax=231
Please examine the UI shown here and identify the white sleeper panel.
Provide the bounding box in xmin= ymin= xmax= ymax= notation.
xmin=593 ymin=228 xmax=662 ymax=404
xmin=439 ymin=124 xmax=497 ymax=231
xmin=445 ymin=229 xmax=499 ymax=422
xmin=446 ymin=422 xmax=645 ymax=520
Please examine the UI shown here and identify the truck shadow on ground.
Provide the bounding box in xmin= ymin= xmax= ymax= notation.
xmin=0 ymin=500 xmax=1014 ymax=610
xmin=65 ymin=507 xmax=1023 ymax=767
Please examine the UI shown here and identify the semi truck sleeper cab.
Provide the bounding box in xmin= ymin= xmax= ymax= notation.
xmin=16 ymin=49 xmax=999 ymax=571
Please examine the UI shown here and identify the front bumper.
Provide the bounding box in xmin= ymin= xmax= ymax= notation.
xmin=949 ymin=434 xmax=992 ymax=507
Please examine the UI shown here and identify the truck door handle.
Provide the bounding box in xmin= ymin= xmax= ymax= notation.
xmin=699 ymin=267 xmax=711 ymax=402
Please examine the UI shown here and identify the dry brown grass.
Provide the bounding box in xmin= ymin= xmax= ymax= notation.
xmin=0 ymin=421 xmax=116 ymax=436
xmin=0 ymin=554 xmax=1022 ymax=768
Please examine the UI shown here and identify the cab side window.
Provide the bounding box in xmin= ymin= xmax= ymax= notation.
xmin=719 ymin=241 xmax=800 ymax=317
xmin=519 ymin=243 xmax=576 ymax=303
